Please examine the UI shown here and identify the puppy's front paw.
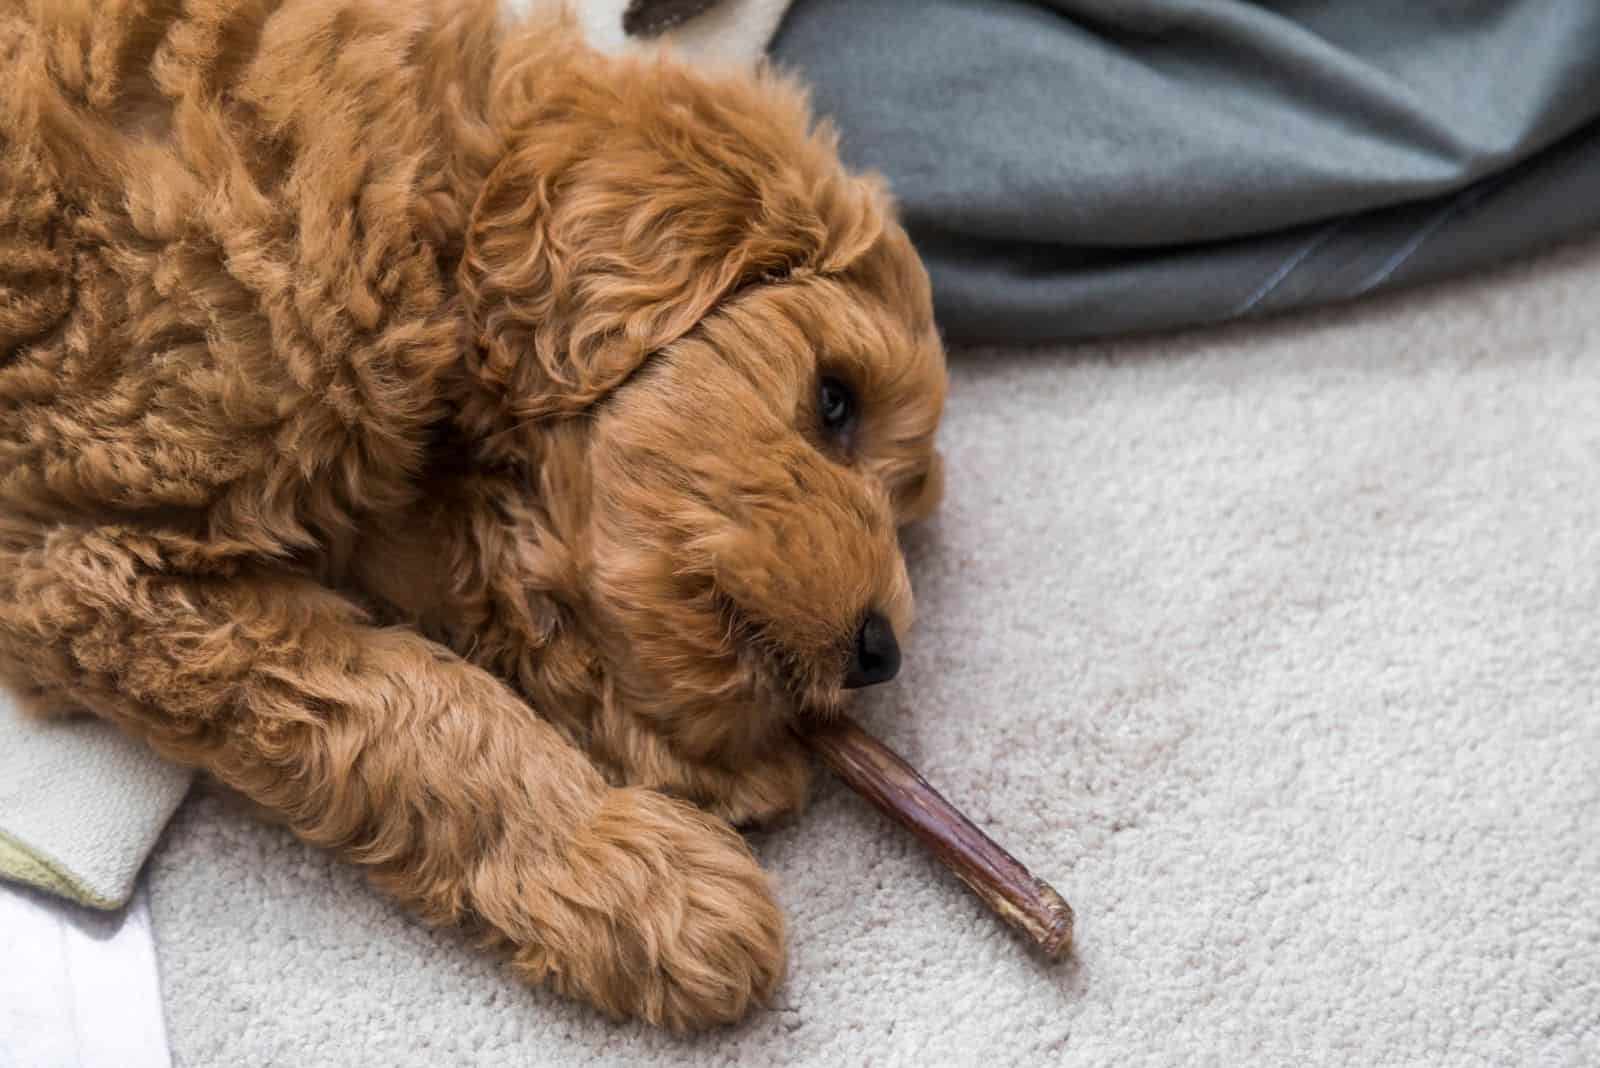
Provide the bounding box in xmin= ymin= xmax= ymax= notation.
xmin=505 ymin=786 xmax=785 ymax=1030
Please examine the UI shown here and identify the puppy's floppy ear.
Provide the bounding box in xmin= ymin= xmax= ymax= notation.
xmin=457 ymin=33 xmax=887 ymax=423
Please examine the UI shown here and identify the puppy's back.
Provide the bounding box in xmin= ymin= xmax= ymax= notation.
xmin=0 ymin=0 xmax=499 ymax=550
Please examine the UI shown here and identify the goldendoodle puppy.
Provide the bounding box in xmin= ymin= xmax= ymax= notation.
xmin=0 ymin=0 xmax=945 ymax=1030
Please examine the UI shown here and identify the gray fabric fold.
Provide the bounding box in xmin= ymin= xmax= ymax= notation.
xmin=771 ymin=0 xmax=1600 ymax=342
xmin=0 ymin=693 xmax=192 ymax=910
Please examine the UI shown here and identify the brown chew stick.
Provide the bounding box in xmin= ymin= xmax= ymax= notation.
xmin=798 ymin=716 xmax=1074 ymax=960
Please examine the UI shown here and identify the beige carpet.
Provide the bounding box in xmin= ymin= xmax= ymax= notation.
xmin=146 ymin=234 xmax=1600 ymax=1065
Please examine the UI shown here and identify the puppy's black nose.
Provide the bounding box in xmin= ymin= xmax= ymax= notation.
xmin=843 ymin=613 xmax=901 ymax=689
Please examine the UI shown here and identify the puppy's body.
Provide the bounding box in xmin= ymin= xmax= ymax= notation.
xmin=0 ymin=0 xmax=944 ymax=1028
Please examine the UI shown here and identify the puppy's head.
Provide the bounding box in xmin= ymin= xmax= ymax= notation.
xmin=585 ymin=257 xmax=944 ymax=762
xmin=460 ymin=32 xmax=945 ymax=766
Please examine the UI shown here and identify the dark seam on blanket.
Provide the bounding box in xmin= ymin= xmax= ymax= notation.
xmin=1348 ymin=171 xmax=1514 ymax=297
xmin=1230 ymin=218 xmax=1347 ymax=317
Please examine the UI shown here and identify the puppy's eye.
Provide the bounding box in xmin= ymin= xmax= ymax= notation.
xmin=818 ymin=375 xmax=856 ymax=433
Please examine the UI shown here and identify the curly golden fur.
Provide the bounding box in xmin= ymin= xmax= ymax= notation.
xmin=0 ymin=0 xmax=945 ymax=1029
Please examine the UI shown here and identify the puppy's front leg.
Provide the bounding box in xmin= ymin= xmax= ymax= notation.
xmin=0 ymin=526 xmax=783 ymax=1029
xmin=348 ymin=472 xmax=818 ymax=829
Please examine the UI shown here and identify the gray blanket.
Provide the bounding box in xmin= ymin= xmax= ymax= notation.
xmin=772 ymin=0 xmax=1600 ymax=342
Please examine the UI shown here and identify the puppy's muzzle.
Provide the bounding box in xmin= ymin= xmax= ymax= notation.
xmin=843 ymin=612 xmax=900 ymax=689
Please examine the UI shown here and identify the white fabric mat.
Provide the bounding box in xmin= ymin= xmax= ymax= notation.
xmin=0 ymin=882 xmax=172 ymax=1068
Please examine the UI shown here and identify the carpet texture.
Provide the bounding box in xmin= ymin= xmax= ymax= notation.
xmin=146 ymin=234 xmax=1600 ymax=1066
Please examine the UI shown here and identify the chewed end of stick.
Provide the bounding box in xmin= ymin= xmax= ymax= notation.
xmin=1035 ymin=880 xmax=1075 ymax=960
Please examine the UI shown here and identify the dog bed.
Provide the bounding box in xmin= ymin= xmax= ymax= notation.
xmin=773 ymin=0 xmax=1600 ymax=342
